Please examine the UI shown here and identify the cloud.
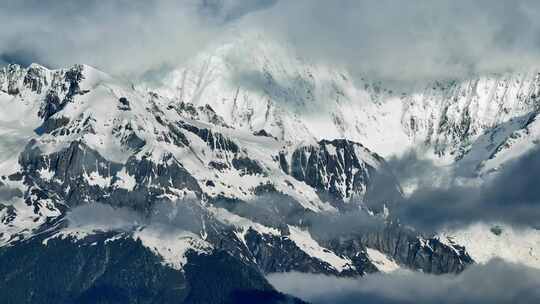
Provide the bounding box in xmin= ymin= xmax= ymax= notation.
xmin=386 ymin=149 xmax=454 ymax=192
xmin=268 ymin=259 xmax=540 ymax=304
xmin=305 ymin=210 xmax=385 ymax=241
xmin=213 ymin=192 xmax=387 ymax=241
xmin=148 ymin=199 xmax=206 ymax=234
xmin=242 ymin=0 xmax=540 ymax=87
xmin=199 ymin=0 xmax=277 ymax=22
xmin=0 ymin=0 xmax=272 ymax=78
xmin=0 ymin=185 xmax=22 ymax=201
xmin=4 ymin=0 xmax=540 ymax=86
xmin=214 ymin=192 xmax=308 ymax=228
xmin=383 ymin=146 xmax=540 ymax=232
xmin=66 ymin=203 xmax=143 ymax=231
xmin=66 ymin=199 xmax=207 ymax=235
xmin=0 ymin=51 xmax=38 ymax=67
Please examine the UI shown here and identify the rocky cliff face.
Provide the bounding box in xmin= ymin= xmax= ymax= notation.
xmin=331 ymin=222 xmax=472 ymax=274
xmin=279 ymin=139 xmax=402 ymax=208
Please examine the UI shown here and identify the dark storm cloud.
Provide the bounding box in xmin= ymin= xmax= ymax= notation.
xmin=268 ymin=259 xmax=540 ymax=304
xmin=3 ymin=0 xmax=540 ymax=85
xmin=384 ymin=146 xmax=540 ymax=232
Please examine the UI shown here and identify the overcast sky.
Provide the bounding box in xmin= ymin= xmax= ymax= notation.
xmin=2 ymin=0 xmax=540 ymax=85
xmin=0 ymin=0 xmax=270 ymax=76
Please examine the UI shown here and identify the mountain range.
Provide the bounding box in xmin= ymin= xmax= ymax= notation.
xmin=1 ymin=35 xmax=539 ymax=303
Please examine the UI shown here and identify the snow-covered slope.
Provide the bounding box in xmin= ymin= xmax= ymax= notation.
xmin=0 ymin=61 xmax=469 ymax=287
xmin=150 ymin=34 xmax=411 ymax=155
xmin=142 ymin=34 xmax=540 ymax=272
xmin=440 ymin=223 xmax=540 ymax=269
xmin=3 ymin=32 xmax=540 ymax=301
xmin=150 ymin=34 xmax=540 ymax=174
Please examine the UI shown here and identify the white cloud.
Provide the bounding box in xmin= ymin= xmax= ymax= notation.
xmin=4 ymin=1 xmax=540 ymax=87
xmin=268 ymin=259 xmax=540 ymax=304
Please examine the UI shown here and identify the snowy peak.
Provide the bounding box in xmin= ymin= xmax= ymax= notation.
xmin=148 ymin=35 xmax=540 ymax=173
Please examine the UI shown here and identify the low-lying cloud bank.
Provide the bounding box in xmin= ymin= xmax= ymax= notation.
xmin=63 ymin=140 xmax=540 ymax=242
xmin=66 ymin=199 xmax=206 ymax=235
xmin=268 ymin=259 xmax=540 ymax=304
xmin=66 ymin=203 xmax=143 ymax=231
xmin=0 ymin=186 xmax=22 ymax=201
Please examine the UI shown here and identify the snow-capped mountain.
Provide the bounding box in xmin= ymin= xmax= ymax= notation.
xmin=0 ymin=58 xmax=474 ymax=302
xmin=2 ymin=34 xmax=540 ymax=303
xmin=150 ymin=34 xmax=540 ymax=174
xmin=150 ymin=35 xmax=540 ymax=271
xmin=144 ymin=33 xmax=540 ymax=272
